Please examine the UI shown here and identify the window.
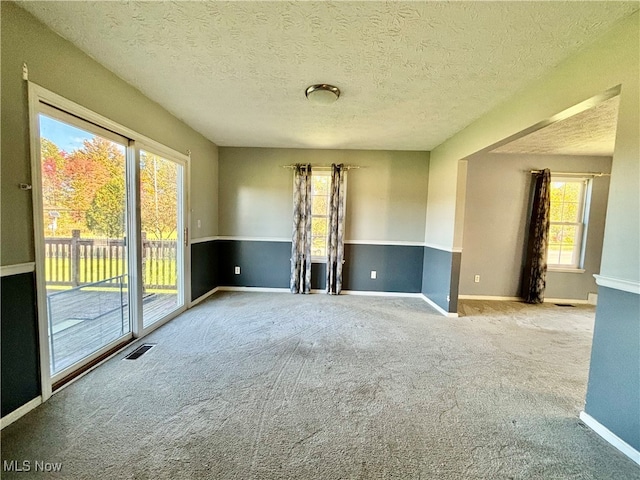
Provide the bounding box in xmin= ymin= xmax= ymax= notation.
xmin=547 ymin=177 xmax=589 ymax=269
xmin=311 ymin=171 xmax=330 ymax=259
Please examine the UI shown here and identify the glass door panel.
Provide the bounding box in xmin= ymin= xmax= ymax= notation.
xmin=39 ymin=111 xmax=131 ymax=376
xmin=139 ymin=150 xmax=184 ymax=328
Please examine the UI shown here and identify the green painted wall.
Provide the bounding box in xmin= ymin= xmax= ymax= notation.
xmin=218 ymin=147 xmax=429 ymax=243
xmin=1 ymin=2 xmax=219 ymax=266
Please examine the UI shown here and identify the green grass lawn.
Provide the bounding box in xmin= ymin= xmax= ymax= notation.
xmin=45 ymin=257 xmax=177 ymax=289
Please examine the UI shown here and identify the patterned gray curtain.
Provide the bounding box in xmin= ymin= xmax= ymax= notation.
xmin=327 ymin=164 xmax=347 ymax=295
xmin=290 ymin=164 xmax=312 ymax=294
xmin=523 ymin=169 xmax=551 ymax=303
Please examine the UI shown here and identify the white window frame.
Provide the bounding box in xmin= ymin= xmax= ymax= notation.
xmin=547 ymin=176 xmax=591 ymax=272
xmin=311 ymin=170 xmax=331 ymax=263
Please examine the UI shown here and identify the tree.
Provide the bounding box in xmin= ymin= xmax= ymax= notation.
xmin=140 ymin=153 xmax=178 ymax=239
xmin=65 ymin=137 xmax=125 ymax=223
xmin=85 ymin=179 xmax=126 ymax=238
xmin=41 ymin=138 xmax=67 ymax=208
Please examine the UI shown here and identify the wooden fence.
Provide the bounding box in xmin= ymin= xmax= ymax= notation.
xmin=45 ymin=230 xmax=177 ymax=290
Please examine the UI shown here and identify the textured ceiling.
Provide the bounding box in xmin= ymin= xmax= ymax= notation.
xmin=492 ymin=96 xmax=620 ymax=156
xmin=18 ymin=1 xmax=639 ymax=151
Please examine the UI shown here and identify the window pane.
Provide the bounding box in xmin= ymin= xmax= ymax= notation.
xmin=312 ymin=196 xmax=328 ymax=216
xmin=39 ymin=113 xmax=130 ymax=376
xmin=561 ymin=202 xmax=579 ymax=222
xmin=312 ymin=176 xmax=330 ymax=195
xmin=563 ymin=182 xmax=582 ymax=203
xmin=559 ymin=247 xmax=575 ymax=266
xmin=550 ymin=183 xmax=566 ymax=203
xmin=550 ymin=203 xmax=563 ymax=222
xmin=140 ymin=151 xmax=182 ymax=328
xmin=312 ymin=217 xmax=328 ymax=237
xmin=312 ymin=237 xmax=326 ymax=257
xmin=561 ymin=225 xmax=577 ymax=247
xmin=547 ymin=246 xmax=561 ymax=265
xmin=549 ymin=225 xmax=563 ymax=244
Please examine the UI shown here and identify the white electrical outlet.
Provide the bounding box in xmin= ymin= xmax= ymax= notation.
xmin=371 ymin=270 xmax=377 ymax=279
xmin=197 ymin=219 xmax=201 ymax=229
xmin=474 ymin=274 xmax=480 ymax=283
xmin=234 ymin=266 xmax=241 ymax=275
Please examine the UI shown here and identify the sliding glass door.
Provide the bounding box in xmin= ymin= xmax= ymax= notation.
xmin=31 ymin=88 xmax=189 ymax=390
xmin=38 ymin=106 xmax=132 ymax=378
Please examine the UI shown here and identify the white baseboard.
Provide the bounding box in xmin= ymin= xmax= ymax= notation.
xmin=217 ymin=286 xmax=291 ymax=294
xmin=189 ymin=287 xmax=219 ymax=307
xmin=458 ymin=295 xmax=596 ymax=305
xmin=544 ymin=297 xmax=592 ymax=305
xmin=340 ymin=290 xmax=423 ymax=298
xmin=209 ymin=287 xmax=456 ymax=318
xmin=216 ymin=286 xmax=430 ymax=298
xmin=1 ymin=396 xmax=42 ymax=429
xmin=421 ymin=294 xmax=458 ymax=318
xmin=458 ymin=295 xmax=522 ymax=301
xmin=579 ymin=411 xmax=640 ymax=465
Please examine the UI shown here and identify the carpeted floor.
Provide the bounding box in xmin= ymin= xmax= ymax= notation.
xmin=2 ymin=292 xmax=638 ymax=479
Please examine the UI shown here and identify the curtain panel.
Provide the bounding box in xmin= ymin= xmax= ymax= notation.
xmin=523 ymin=168 xmax=551 ymax=304
xmin=290 ymin=164 xmax=312 ymax=294
xmin=327 ymin=164 xmax=347 ymax=295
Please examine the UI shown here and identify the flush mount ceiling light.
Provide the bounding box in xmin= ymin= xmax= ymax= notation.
xmin=305 ymin=84 xmax=340 ymax=105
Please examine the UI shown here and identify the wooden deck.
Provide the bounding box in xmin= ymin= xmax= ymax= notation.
xmin=47 ymin=288 xmax=178 ymax=374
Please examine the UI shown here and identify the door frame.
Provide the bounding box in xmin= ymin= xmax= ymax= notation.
xmin=28 ymin=83 xmax=191 ymax=400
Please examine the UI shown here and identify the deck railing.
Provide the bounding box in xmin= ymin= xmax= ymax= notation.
xmin=45 ymin=230 xmax=177 ymax=290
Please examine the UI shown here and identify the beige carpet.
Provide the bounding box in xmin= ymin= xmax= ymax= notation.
xmin=2 ymin=292 xmax=638 ymax=479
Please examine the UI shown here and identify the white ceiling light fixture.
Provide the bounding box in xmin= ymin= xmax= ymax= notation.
xmin=305 ymin=84 xmax=340 ymax=105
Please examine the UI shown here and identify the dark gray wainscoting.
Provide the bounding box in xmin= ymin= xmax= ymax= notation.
xmin=216 ymin=240 xmax=291 ymax=288
xmin=343 ymin=244 xmax=424 ymax=293
xmin=584 ymin=286 xmax=640 ymax=450
xmin=311 ymin=263 xmax=326 ymax=291
xmin=1 ymin=272 xmax=40 ymax=417
xmin=195 ymin=240 xmax=425 ymax=294
xmin=191 ymin=241 xmax=219 ymax=301
xmin=422 ymin=246 xmax=461 ymax=313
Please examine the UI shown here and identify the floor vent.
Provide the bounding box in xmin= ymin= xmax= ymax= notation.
xmin=124 ymin=344 xmax=156 ymax=360
xmin=555 ymin=303 xmax=575 ymax=307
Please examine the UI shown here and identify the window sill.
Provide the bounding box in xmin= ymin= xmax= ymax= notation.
xmin=548 ymin=267 xmax=586 ymax=274
xmin=311 ymin=258 xmax=327 ymax=264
